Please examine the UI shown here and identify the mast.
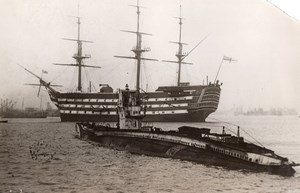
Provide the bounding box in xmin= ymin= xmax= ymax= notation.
xmin=76 ymin=16 xmax=83 ymax=92
xmin=135 ymin=0 xmax=142 ymax=92
xmin=162 ymin=4 xmax=192 ymax=86
xmin=176 ymin=4 xmax=184 ymax=86
xmin=53 ymin=14 xmax=101 ymax=92
xmin=115 ymin=0 xmax=157 ymax=93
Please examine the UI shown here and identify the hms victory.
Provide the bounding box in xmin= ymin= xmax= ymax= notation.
xmin=23 ymin=2 xmax=225 ymax=122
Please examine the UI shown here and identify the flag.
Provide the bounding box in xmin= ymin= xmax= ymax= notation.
xmin=223 ymin=56 xmax=237 ymax=63
xmin=42 ymin=70 xmax=48 ymax=74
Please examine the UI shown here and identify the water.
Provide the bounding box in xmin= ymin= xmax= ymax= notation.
xmin=0 ymin=115 xmax=300 ymax=193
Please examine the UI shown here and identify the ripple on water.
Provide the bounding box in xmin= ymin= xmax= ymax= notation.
xmin=1 ymin=117 xmax=300 ymax=193
xmin=38 ymin=181 xmax=57 ymax=186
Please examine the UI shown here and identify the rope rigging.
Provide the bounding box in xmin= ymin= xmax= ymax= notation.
xmin=50 ymin=67 xmax=69 ymax=86
xmin=207 ymin=117 xmax=265 ymax=147
xmin=142 ymin=60 xmax=155 ymax=92
xmin=69 ymin=67 xmax=78 ymax=92
xmin=83 ymin=67 xmax=90 ymax=91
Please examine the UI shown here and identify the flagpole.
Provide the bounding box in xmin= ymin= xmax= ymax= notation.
xmin=214 ymin=57 xmax=225 ymax=84
xmin=214 ymin=56 xmax=237 ymax=84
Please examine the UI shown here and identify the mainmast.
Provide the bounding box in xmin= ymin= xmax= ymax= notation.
xmin=75 ymin=16 xmax=84 ymax=92
xmin=176 ymin=4 xmax=184 ymax=86
xmin=162 ymin=4 xmax=192 ymax=86
xmin=54 ymin=15 xmax=101 ymax=92
xmin=115 ymin=0 xmax=157 ymax=92
xmin=135 ymin=0 xmax=142 ymax=92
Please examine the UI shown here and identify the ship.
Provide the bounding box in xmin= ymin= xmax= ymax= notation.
xmin=73 ymin=2 xmax=298 ymax=176
xmin=22 ymin=2 xmax=226 ymax=123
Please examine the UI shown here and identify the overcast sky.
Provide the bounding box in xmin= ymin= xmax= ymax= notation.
xmin=268 ymin=0 xmax=300 ymax=20
xmin=0 ymin=0 xmax=299 ymax=113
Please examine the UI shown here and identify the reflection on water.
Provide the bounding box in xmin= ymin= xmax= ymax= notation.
xmin=0 ymin=115 xmax=300 ymax=193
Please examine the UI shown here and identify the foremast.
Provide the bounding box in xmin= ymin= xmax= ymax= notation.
xmin=115 ymin=0 xmax=157 ymax=94
xmin=54 ymin=16 xmax=101 ymax=92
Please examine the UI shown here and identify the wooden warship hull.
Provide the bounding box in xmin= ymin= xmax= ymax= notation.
xmin=48 ymin=84 xmax=221 ymax=122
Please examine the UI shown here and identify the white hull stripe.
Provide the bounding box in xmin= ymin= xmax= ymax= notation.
xmin=58 ymin=98 xmax=118 ymax=102
xmin=57 ymin=96 xmax=194 ymax=103
xmin=59 ymin=103 xmax=189 ymax=109
xmin=60 ymin=104 xmax=117 ymax=108
xmin=146 ymin=96 xmax=193 ymax=102
xmin=60 ymin=109 xmax=188 ymax=115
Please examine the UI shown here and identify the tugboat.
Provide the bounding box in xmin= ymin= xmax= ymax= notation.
xmin=75 ymin=1 xmax=298 ymax=177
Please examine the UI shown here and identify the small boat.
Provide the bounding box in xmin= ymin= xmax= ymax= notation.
xmin=0 ymin=120 xmax=8 ymax=123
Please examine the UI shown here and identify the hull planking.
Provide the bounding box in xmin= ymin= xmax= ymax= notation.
xmin=47 ymin=84 xmax=221 ymax=122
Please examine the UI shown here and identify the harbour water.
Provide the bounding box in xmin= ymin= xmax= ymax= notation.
xmin=0 ymin=115 xmax=300 ymax=193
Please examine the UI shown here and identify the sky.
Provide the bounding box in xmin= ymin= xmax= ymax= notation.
xmin=268 ymin=0 xmax=300 ymax=20
xmin=0 ymin=0 xmax=299 ymax=113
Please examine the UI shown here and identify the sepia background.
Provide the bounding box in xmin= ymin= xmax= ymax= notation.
xmin=0 ymin=0 xmax=299 ymax=114
xmin=1 ymin=1 xmax=300 ymax=193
